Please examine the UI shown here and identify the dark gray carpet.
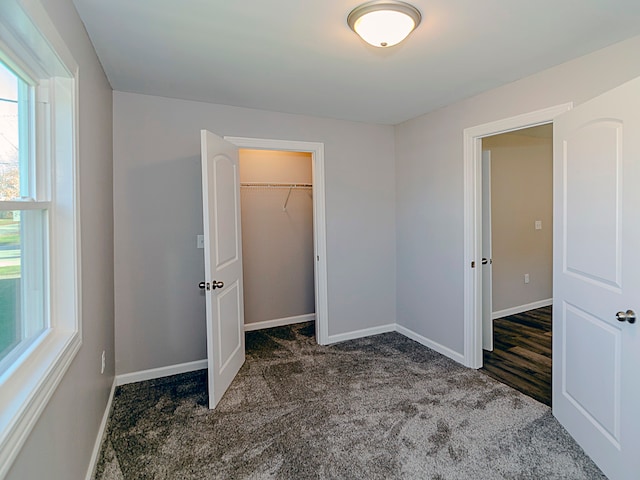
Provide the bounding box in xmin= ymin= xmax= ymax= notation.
xmin=94 ymin=322 xmax=605 ymax=479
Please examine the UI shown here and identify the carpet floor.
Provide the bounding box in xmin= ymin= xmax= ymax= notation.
xmin=93 ymin=322 xmax=605 ymax=479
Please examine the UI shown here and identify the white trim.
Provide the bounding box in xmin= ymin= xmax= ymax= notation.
xmin=244 ymin=314 xmax=315 ymax=332
xmin=85 ymin=379 xmax=116 ymax=480
xmin=396 ymin=325 xmax=466 ymax=365
xmin=325 ymin=324 xmax=396 ymax=344
xmin=463 ymin=103 xmax=572 ymax=369
xmin=223 ymin=137 xmax=330 ymax=346
xmin=115 ymin=360 xmax=207 ymax=386
xmin=113 ymin=322 xmax=472 ymax=391
xmin=492 ymin=298 xmax=553 ymax=320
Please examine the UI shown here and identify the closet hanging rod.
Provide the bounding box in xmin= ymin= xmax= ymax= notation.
xmin=240 ymin=182 xmax=312 ymax=188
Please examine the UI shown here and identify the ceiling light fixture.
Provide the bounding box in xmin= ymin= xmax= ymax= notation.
xmin=347 ymin=1 xmax=422 ymax=48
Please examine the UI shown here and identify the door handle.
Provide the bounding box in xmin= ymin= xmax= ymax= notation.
xmin=199 ymin=281 xmax=224 ymax=290
xmin=482 ymin=258 xmax=490 ymax=265
xmin=616 ymin=310 xmax=636 ymax=324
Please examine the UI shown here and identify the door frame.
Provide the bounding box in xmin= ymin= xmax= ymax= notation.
xmin=462 ymin=103 xmax=572 ymax=368
xmin=224 ymin=136 xmax=329 ymax=345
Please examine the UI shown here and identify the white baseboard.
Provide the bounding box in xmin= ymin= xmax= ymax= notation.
xmin=321 ymin=323 xmax=466 ymax=366
xmin=113 ymin=321 xmax=471 ymax=394
xmin=395 ymin=325 xmax=466 ymax=365
xmin=492 ymin=298 xmax=553 ymax=320
xmin=85 ymin=378 xmax=116 ymax=480
xmin=244 ymin=313 xmax=315 ymax=332
xmin=115 ymin=359 xmax=207 ymax=386
xmin=325 ymin=323 xmax=396 ymax=344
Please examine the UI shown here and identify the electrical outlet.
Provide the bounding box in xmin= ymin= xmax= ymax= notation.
xmin=535 ymin=220 xmax=542 ymax=230
xmin=524 ymin=273 xmax=530 ymax=284
xmin=101 ymin=350 xmax=106 ymax=374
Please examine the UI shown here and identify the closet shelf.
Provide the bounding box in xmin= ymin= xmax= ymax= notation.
xmin=240 ymin=182 xmax=312 ymax=211
xmin=240 ymin=182 xmax=312 ymax=188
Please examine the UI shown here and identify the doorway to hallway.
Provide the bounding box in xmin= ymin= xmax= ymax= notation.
xmin=478 ymin=125 xmax=553 ymax=405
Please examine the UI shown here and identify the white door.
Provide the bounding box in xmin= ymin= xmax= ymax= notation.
xmin=200 ymin=130 xmax=245 ymax=409
xmin=481 ymin=150 xmax=493 ymax=351
xmin=553 ymin=77 xmax=640 ymax=479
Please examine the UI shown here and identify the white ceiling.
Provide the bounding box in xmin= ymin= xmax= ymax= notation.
xmin=72 ymin=0 xmax=640 ymax=125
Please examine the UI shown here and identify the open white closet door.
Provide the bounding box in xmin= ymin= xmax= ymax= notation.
xmin=481 ymin=150 xmax=493 ymax=351
xmin=200 ymin=129 xmax=245 ymax=409
xmin=553 ymin=77 xmax=640 ymax=479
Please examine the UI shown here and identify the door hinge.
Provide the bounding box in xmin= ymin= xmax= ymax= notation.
xmin=471 ymin=261 xmax=476 ymax=268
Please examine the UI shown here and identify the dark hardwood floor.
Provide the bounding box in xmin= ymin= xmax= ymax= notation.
xmin=481 ymin=305 xmax=552 ymax=406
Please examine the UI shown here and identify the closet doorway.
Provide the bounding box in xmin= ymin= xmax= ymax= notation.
xmin=239 ymin=149 xmax=315 ymax=334
xmin=225 ymin=137 xmax=329 ymax=345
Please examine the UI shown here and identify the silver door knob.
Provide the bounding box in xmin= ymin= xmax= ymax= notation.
xmin=616 ymin=310 xmax=636 ymax=324
xmin=212 ymin=280 xmax=224 ymax=290
xmin=199 ymin=282 xmax=209 ymax=291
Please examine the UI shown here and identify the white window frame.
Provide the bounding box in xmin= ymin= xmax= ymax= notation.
xmin=0 ymin=1 xmax=81 ymax=477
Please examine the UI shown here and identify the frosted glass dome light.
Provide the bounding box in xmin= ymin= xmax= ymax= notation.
xmin=348 ymin=1 xmax=422 ymax=48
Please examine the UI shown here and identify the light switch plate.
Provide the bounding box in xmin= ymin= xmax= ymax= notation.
xmin=197 ymin=235 xmax=204 ymax=249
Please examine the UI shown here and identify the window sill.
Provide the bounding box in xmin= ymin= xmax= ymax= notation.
xmin=0 ymin=327 xmax=81 ymax=478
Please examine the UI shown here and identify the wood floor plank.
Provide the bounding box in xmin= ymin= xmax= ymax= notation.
xmin=510 ymin=346 xmax=552 ymax=368
xmin=483 ymin=360 xmax=550 ymax=397
xmin=481 ymin=306 xmax=552 ymax=406
xmin=486 ymin=350 xmax=550 ymax=385
xmin=481 ymin=366 xmax=549 ymax=405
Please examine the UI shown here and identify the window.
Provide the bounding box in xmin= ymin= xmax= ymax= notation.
xmin=0 ymin=60 xmax=48 ymax=377
xmin=0 ymin=1 xmax=81 ymax=475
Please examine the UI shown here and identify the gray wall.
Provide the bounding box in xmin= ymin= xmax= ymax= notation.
xmin=483 ymin=132 xmax=553 ymax=313
xmin=6 ymin=0 xmax=114 ymax=478
xmin=395 ymin=35 xmax=640 ymax=355
xmin=240 ymin=150 xmax=314 ymax=325
xmin=113 ymin=93 xmax=396 ymax=375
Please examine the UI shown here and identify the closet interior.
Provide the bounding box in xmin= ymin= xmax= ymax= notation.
xmin=239 ymin=149 xmax=315 ymax=332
